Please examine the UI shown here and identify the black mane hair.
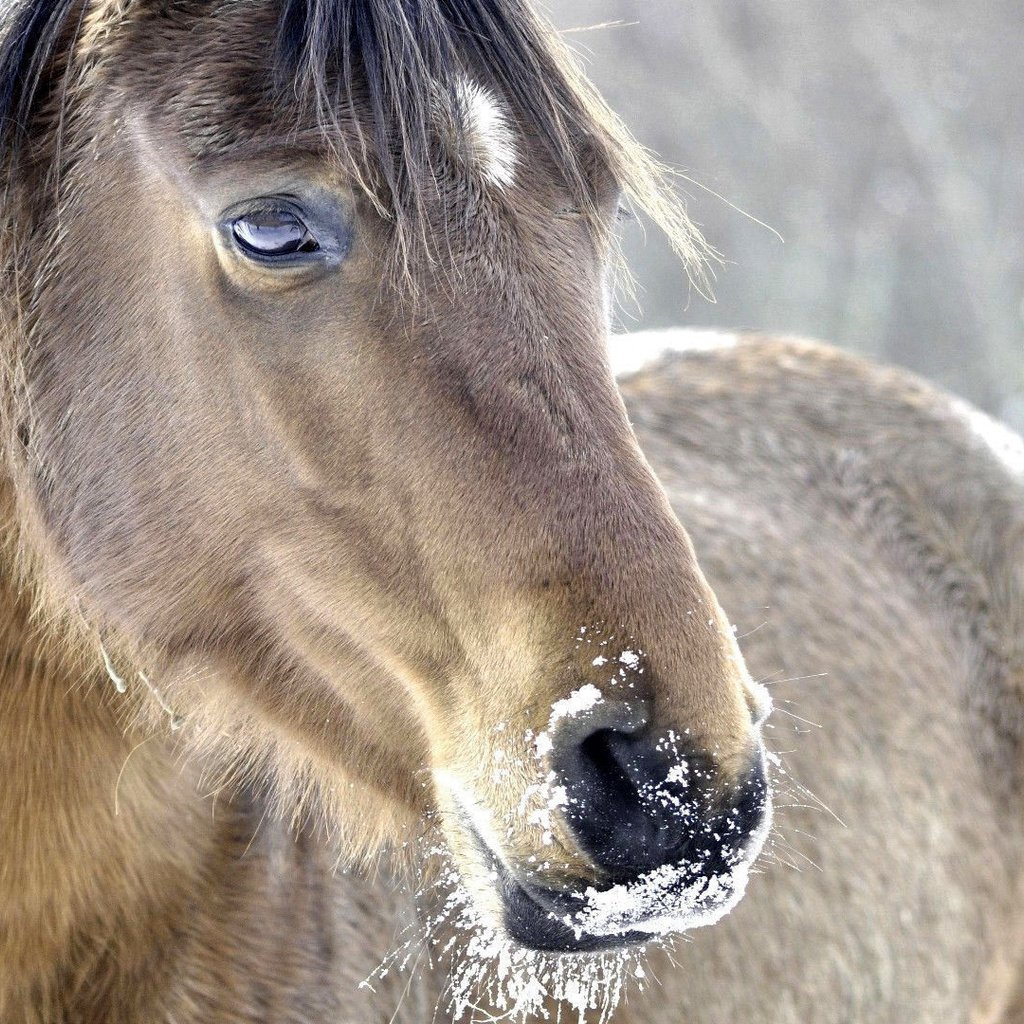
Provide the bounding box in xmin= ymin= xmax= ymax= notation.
xmin=0 ymin=0 xmax=79 ymax=146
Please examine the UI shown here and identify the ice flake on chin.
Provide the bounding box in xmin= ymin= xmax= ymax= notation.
xmin=569 ymin=860 xmax=753 ymax=939
xmin=365 ymin=835 xmax=645 ymax=1024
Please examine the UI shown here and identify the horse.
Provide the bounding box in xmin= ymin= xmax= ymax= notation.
xmin=0 ymin=0 xmax=1021 ymax=1019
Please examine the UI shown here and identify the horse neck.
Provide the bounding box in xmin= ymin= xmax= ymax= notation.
xmin=0 ymin=480 xmax=417 ymax=1020
xmin=0 ymin=489 xmax=215 ymax=1019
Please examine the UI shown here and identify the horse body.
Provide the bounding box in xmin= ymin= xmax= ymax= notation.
xmin=2 ymin=332 xmax=1022 ymax=1023
xmin=616 ymin=335 xmax=1024 ymax=1023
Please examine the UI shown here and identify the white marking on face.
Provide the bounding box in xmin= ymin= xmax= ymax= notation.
xmin=456 ymin=78 xmax=518 ymax=188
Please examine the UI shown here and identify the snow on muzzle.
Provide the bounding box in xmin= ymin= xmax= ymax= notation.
xmin=466 ymin=685 xmax=772 ymax=952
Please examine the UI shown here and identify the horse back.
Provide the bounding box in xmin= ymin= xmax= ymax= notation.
xmin=613 ymin=334 xmax=1024 ymax=1023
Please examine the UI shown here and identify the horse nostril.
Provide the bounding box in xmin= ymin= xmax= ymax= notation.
xmin=577 ymin=728 xmax=649 ymax=836
xmin=551 ymin=703 xmax=693 ymax=878
xmin=552 ymin=706 xmax=769 ymax=881
xmin=549 ymin=696 xmax=649 ymax=752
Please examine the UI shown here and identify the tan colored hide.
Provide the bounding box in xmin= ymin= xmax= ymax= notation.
xmin=3 ymin=334 xmax=1022 ymax=1023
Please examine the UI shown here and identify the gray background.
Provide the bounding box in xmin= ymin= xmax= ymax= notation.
xmin=546 ymin=0 xmax=1024 ymax=429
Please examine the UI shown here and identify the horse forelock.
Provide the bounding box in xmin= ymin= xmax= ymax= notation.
xmin=0 ymin=0 xmax=713 ymax=288
xmin=270 ymin=0 xmax=619 ymax=263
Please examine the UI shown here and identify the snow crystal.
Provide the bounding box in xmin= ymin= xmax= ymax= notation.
xmin=549 ymin=684 xmax=603 ymax=724
xmin=534 ymin=731 xmax=553 ymax=758
xmin=618 ymin=650 xmax=641 ymax=670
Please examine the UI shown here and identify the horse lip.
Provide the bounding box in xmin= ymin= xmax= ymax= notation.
xmin=452 ymin=799 xmax=761 ymax=952
xmin=459 ymin=814 xmax=649 ymax=952
xmin=484 ymin=833 xmax=751 ymax=951
xmin=491 ymin=850 xmax=651 ymax=953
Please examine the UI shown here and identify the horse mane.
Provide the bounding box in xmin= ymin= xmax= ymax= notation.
xmin=0 ymin=0 xmax=713 ymax=287
xmin=0 ymin=0 xmax=65 ymax=135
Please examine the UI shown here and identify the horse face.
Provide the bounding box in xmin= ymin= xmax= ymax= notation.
xmin=16 ymin=0 xmax=770 ymax=951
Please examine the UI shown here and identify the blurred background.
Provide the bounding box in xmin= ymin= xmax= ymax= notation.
xmin=546 ymin=0 xmax=1024 ymax=430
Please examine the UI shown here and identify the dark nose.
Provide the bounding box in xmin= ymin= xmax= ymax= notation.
xmin=551 ymin=700 xmax=769 ymax=880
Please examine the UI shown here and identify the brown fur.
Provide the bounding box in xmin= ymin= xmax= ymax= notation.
xmin=1 ymin=0 xmax=1022 ymax=1019
xmin=3 ymin=337 xmax=1024 ymax=1022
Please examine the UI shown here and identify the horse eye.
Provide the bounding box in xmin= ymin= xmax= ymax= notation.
xmin=231 ymin=207 xmax=320 ymax=258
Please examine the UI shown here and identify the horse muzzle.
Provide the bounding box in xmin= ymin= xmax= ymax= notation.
xmin=448 ymin=701 xmax=772 ymax=953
